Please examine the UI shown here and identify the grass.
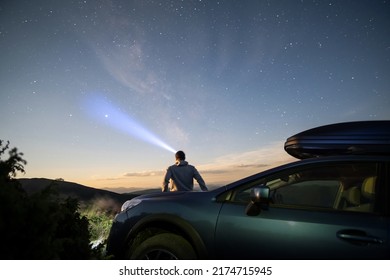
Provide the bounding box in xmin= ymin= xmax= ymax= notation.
xmin=79 ymin=198 xmax=119 ymax=258
xmin=81 ymin=206 xmax=114 ymax=240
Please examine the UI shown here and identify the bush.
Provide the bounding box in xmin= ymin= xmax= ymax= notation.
xmin=81 ymin=203 xmax=114 ymax=243
xmin=0 ymin=140 xmax=98 ymax=259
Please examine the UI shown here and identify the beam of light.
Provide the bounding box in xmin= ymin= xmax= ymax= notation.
xmin=84 ymin=95 xmax=176 ymax=154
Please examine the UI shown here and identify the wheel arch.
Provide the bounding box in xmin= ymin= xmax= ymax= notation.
xmin=125 ymin=213 xmax=209 ymax=259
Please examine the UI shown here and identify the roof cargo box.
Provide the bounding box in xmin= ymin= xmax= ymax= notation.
xmin=284 ymin=121 xmax=390 ymax=159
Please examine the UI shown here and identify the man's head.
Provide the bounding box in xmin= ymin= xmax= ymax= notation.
xmin=175 ymin=150 xmax=186 ymax=161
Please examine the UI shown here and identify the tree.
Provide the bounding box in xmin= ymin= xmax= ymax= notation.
xmin=0 ymin=140 xmax=27 ymax=181
xmin=0 ymin=140 xmax=96 ymax=259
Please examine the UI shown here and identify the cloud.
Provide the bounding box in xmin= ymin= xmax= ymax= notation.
xmin=209 ymin=141 xmax=292 ymax=164
xmin=98 ymin=43 xmax=159 ymax=95
xmin=92 ymin=176 xmax=124 ymax=181
xmin=236 ymin=163 xmax=270 ymax=168
xmin=196 ymin=141 xmax=296 ymax=182
xmin=123 ymin=170 xmax=164 ymax=177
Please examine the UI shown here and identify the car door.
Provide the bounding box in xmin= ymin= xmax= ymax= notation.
xmin=214 ymin=160 xmax=389 ymax=259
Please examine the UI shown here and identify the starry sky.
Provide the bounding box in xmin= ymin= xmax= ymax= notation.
xmin=1 ymin=0 xmax=389 ymax=192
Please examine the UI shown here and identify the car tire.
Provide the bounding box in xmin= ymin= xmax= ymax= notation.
xmin=130 ymin=232 xmax=197 ymax=260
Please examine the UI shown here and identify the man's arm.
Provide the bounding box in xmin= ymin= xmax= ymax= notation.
xmin=193 ymin=167 xmax=208 ymax=191
xmin=162 ymin=167 xmax=171 ymax=192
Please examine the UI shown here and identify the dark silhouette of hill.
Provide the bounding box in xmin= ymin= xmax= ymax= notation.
xmin=18 ymin=178 xmax=137 ymax=213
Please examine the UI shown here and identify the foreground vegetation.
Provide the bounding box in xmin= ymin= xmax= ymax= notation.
xmin=81 ymin=201 xmax=115 ymax=247
xmin=0 ymin=140 xmax=112 ymax=259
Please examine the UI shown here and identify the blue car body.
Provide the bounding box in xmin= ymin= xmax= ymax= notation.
xmin=106 ymin=121 xmax=390 ymax=259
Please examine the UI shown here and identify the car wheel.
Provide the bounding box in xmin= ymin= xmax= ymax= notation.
xmin=130 ymin=232 xmax=197 ymax=260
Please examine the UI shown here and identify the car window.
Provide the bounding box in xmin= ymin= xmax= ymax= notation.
xmin=231 ymin=162 xmax=379 ymax=213
xmin=271 ymin=179 xmax=341 ymax=208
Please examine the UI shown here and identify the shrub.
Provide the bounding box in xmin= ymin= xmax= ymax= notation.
xmin=81 ymin=203 xmax=114 ymax=243
xmin=0 ymin=140 xmax=97 ymax=259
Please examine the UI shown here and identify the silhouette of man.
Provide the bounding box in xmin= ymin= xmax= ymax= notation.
xmin=162 ymin=151 xmax=208 ymax=192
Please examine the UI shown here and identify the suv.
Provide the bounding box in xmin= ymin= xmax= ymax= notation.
xmin=106 ymin=121 xmax=390 ymax=259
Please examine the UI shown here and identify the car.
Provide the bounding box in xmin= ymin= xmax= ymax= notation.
xmin=106 ymin=121 xmax=390 ymax=260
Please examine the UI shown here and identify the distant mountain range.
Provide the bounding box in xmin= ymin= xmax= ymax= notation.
xmin=18 ymin=178 xmax=139 ymax=213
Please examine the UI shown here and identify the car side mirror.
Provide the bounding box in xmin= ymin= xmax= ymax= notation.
xmin=245 ymin=186 xmax=270 ymax=216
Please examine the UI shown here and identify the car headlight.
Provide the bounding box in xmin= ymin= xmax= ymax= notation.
xmin=121 ymin=198 xmax=142 ymax=212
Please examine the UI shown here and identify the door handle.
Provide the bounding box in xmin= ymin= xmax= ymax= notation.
xmin=337 ymin=229 xmax=383 ymax=246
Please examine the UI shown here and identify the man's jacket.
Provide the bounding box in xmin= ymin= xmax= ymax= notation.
xmin=162 ymin=160 xmax=207 ymax=192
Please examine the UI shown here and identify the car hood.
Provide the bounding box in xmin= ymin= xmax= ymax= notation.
xmin=137 ymin=191 xmax=188 ymax=199
xmin=133 ymin=188 xmax=225 ymax=202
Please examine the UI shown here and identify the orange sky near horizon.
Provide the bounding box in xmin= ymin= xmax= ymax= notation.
xmin=19 ymin=142 xmax=296 ymax=193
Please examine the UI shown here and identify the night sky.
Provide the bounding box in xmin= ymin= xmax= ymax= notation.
xmin=1 ymin=0 xmax=389 ymax=191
